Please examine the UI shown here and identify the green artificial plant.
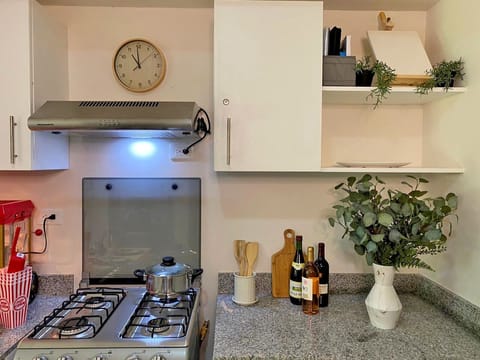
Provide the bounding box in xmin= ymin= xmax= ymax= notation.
xmin=328 ymin=174 xmax=458 ymax=270
xmin=367 ymin=60 xmax=397 ymax=109
xmin=416 ymin=58 xmax=465 ymax=95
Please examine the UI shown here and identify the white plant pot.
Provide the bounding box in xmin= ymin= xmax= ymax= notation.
xmin=365 ymin=263 xmax=402 ymax=330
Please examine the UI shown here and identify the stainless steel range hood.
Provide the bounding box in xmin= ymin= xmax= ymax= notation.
xmin=28 ymin=100 xmax=201 ymax=138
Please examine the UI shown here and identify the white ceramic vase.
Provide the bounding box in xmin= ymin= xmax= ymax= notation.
xmin=365 ymin=263 xmax=402 ymax=330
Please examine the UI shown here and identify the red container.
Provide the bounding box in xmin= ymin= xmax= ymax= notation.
xmin=0 ymin=266 xmax=32 ymax=328
xmin=0 ymin=200 xmax=34 ymax=268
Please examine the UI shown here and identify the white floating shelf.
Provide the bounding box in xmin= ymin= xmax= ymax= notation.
xmin=319 ymin=167 xmax=464 ymax=174
xmin=323 ymin=0 xmax=440 ymax=11
xmin=323 ymin=86 xmax=466 ymax=105
xmin=37 ymin=0 xmax=213 ymax=7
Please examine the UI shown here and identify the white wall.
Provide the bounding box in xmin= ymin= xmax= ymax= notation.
xmin=422 ymin=0 xmax=480 ymax=306
xmin=0 ymin=3 xmax=478 ymax=357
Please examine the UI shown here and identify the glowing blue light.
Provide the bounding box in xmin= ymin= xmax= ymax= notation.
xmin=129 ymin=141 xmax=156 ymax=157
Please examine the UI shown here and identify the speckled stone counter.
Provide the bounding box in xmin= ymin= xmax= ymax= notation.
xmin=214 ymin=273 xmax=480 ymax=360
xmin=0 ymin=295 xmax=67 ymax=359
xmin=0 ymin=275 xmax=73 ymax=359
xmin=213 ymin=293 xmax=480 ymax=360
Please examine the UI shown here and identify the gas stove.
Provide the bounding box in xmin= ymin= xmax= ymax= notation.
xmin=14 ymin=287 xmax=200 ymax=360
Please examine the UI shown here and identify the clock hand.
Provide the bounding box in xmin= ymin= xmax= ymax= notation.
xmin=131 ymin=54 xmax=141 ymax=71
xmin=136 ymin=46 xmax=142 ymax=69
xmin=138 ymin=51 xmax=155 ymax=65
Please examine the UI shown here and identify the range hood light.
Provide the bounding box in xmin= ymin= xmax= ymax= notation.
xmin=130 ymin=141 xmax=156 ymax=158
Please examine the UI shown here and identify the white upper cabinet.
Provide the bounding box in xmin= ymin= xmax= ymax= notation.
xmin=213 ymin=0 xmax=323 ymax=172
xmin=0 ymin=0 xmax=68 ymax=170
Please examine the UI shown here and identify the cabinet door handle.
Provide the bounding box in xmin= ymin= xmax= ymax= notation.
xmin=226 ymin=117 xmax=231 ymax=166
xmin=9 ymin=115 xmax=18 ymax=164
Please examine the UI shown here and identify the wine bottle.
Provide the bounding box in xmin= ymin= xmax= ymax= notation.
xmin=289 ymin=235 xmax=305 ymax=305
xmin=302 ymin=246 xmax=319 ymax=315
xmin=314 ymin=242 xmax=330 ymax=307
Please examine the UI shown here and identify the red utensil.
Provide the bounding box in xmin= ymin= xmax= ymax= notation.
xmin=7 ymin=226 xmax=26 ymax=273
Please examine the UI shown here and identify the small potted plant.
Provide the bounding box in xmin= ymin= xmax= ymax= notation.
xmin=367 ymin=60 xmax=397 ymax=109
xmin=416 ymin=57 xmax=465 ymax=95
xmin=355 ymin=56 xmax=375 ymax=87
xmin=328 ymin=174 xmax=458 ymax=329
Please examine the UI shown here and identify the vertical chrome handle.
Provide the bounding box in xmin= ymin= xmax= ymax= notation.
xmin=226 ymin=117 xmax=231 ymax=166
xmin=9 ymin=115 xmax=17 ymax=164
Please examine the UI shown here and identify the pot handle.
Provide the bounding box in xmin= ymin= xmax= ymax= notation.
xmin=191 ymin=268 xmax=203 ymax=281
xmin=133 ymin=269 xmax=146 ymax=280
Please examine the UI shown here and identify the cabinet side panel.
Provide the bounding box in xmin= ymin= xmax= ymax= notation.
xmin=30 ymin=0 xmax=69 ymax=169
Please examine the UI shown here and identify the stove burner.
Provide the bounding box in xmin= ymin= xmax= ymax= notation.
xmin=152 ymin=296 xmax=181 ymax=307
xmin=146 ymin=317 xmax=170 ymax=334
xmin=84 ymin=296 xmax=107 ymax=308
xmin=58 ymin=317 xmax=91 ymax=337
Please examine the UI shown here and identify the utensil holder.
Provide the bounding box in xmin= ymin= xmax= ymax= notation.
xmin=233 ymin=272 xmax=257 ymax=305
xmin=0 ymin=266 xmax=32 ymax=328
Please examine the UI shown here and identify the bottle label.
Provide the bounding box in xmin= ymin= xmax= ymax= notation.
xmin=319 ymin=283 xmax=328 ymax=294
xmin=302 ymin=276 xmax=319 ymax=300
xmin=291 ymin=261 xmax=305 ymax=271
xmin=289 ymin=280 xmax=302 ymax=299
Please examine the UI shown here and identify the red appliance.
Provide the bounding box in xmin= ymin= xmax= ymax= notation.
xmin=0 ymin=200 xmax=34 ymax=269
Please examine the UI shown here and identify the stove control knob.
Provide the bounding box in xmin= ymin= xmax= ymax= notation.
xmin=93 ymin=356 xmax=108 ymax=360
xmin=58 ymin=356 xmax=73 ymax=360
xmin=33 ymin=357 xmax=49 ymax=360
xmin=150 ymin=356 xmax=166 ymax=360
xmin=125 ymin=356 xmax=141 ymax=360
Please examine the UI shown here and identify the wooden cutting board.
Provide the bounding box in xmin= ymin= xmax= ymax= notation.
xmin=271 ymin=229 xmax=295 ymax=297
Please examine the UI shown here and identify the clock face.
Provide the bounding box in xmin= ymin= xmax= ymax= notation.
xmin=113 ymin=39 xmax=166 ymax=92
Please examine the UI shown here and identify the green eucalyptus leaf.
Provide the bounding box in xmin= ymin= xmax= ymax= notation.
xmin=362 ymin=212 xmax=377 ymax=227
xmin=359 ymin=174 xmax=372 ymax=183
xmin=354 ymin=245 xmax=365 ymax=255
xmin=355 ymin=226 xmax=366 ymax=238
xmin=389 ymin=229 xmax=402 ymax=242
xmin=390 ymin=202 xmax=401 ymax=213
xmin=347 ymin=177 xmax=356 ymax=186
xmin=328 ymin=217 xmax=336 ymax=227
xmin=371 ymin=233 xmax=385 ymax=243
xmin=334 ymin=182 xmax=345 ymax=190
xmin=411 ymin=222 xmax=420 ymax=236
xmin=356 ymin=182 xmax=372 ymax=193
xmin=410 ymin=190 xmax=428 ymax=198
xmin=447 ymin=194 xmax=458 ymax=209
xmin=350 ymin=234 xmax=362 ymax=245
xmin=378 ymin=212 xmax=394 ymax=227
xmin=366 ymin=241 xmax=378 ymax=253
xmin=401 ymin=203 xmax=413 ymax=216
xmin=366 ymin=252 xmax=374 ymax=265
xmin=419 ymin=178 xmax=429 ymax=183
xmin=375 ymin=176 xmax=385 ymax=184
xmin=425 ymin=229 xmax=442 ymax=241
xmin=336 ymin=207 xmax=345 ymax=219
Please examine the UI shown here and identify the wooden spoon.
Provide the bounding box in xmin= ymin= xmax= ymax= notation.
xmin=245 ymin=241 xmax=259 ymax=276
xmin=233 ymin=240 xmax=245 ymax=274
xmin=239 ymin=240 xmax=247 ymax=275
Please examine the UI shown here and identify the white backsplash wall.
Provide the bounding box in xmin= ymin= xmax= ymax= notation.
xmin=0 ymin=4 xmax=478 ymax=357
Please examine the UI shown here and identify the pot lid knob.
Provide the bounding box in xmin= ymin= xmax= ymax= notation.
xmin=161 ymin=256 xmax=176 ymax=266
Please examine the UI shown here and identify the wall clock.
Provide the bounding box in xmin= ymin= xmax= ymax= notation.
xmin=113 ymin=39 xmax=167 ymax=92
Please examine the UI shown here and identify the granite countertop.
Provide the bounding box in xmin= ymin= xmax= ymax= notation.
xmin=213 ymin=293 xmax=480 ymax=360
xmin=0 ymin=295 xmax=67 ymax=358
xmin=0 ymin=275 xmax=73 ymax=359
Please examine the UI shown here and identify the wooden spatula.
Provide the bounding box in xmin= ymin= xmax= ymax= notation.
xmin=245 ymin=241 xmax=259 ymax=276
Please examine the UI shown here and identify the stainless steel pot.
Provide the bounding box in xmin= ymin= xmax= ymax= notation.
xmin=134 ymin=256 xmax=203 ymax=297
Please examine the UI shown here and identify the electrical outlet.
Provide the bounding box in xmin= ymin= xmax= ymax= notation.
xmin=37 ymin=208 xmax=64 ymax=225
xmin=170 ymin=144 xmax=192 ymax=161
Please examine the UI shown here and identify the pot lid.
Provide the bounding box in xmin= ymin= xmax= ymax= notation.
xmin=147 ymin=256 xmax=191 ymax=276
